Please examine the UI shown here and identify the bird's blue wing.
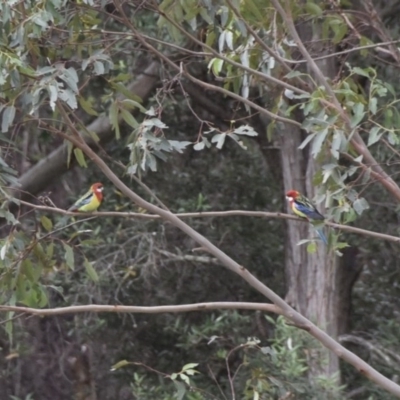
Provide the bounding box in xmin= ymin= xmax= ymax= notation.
xmin=75 ymin=193 xmax=93 ymax=207
xmin=69 ymin=192 xmax=93 ymax=210
xmin=294 ymin=201 xmax=324 ymax=220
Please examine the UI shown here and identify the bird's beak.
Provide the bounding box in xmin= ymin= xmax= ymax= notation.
xmin=286 ymin=196 xmax=292 ymax=201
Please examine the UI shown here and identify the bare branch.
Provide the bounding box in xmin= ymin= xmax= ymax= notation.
xmin=280 ymin=40 xmax=400 ymax=64
xmin=0 ymin=302 xmax=281 ymax=316
xmin=18 ymin=199 xmax=400 ymax=244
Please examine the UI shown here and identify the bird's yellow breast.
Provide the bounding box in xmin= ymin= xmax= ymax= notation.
xmin=291 ymin=203 xmax=307 ymax=219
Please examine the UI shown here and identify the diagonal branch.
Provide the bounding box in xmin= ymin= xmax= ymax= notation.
xmin=55 ymin=102 xmax=400 ymax=398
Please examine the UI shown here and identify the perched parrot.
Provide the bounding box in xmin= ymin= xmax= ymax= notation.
xmin=285 ymin=190 xmax=328 ymax=245
xmin=69 ymin=182 xmax=104 ymax=212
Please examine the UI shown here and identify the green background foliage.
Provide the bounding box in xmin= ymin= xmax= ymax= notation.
xmin=1 ymin=0 xmax=400 ymax=399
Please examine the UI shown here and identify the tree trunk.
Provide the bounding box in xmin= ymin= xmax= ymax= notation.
xmin=280 ymin=122 xmax=341 ymax=380
xmin=280 ymin=21 xmax=342 ymax=381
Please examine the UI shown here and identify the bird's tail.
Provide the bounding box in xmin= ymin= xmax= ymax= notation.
xmin=315 ymin=226 xmax=328 ymax=245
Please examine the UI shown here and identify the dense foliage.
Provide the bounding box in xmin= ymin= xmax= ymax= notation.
xmin=2 ymin=0 xmax=400 ymax=399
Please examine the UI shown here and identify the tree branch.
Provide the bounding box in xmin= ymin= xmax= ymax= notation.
xmin=0 ymin=302 xmax=281 ymax=316
xmin=18 ymin=199 xmax=400 ymax=244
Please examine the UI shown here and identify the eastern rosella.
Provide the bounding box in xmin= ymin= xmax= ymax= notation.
xmin=285 ymin=190 xmax=327 ymax=245
xmin=69 ymin=182 xmax=104 ymax=212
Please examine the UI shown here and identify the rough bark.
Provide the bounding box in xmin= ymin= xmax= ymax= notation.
xmin=279 ymin=23 xmax=343 ymax=382
xmin=280 ymin=122 xmax=342 ymax=379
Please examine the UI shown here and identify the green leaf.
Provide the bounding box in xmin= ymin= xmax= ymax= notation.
xmin=305 ymin=2 xmax=323 ymax=16
xmin=350 ymin=103 xmax=365 ymax=128
xmin=182 ymin=363 xmax=198 ymax=371
xmin=193 ymin=141 xmax=205 ymax=151
xmin=93 ymin=60 xmax=105 ymax=75
xmin=388 ymin=131 xmax=399 ymax=145
xmin=0 ymin=209 xmax=19 ymax=225
xmin=6 ymin=314 xmax=14 ymax=344
xmin=311 ymin=128 xmax=329 ymax=156
xmin=85 ymin=129 xmax=100 ymax=143
xmin=172 ymin=380 xmax=186 ymax=400
xmin=110 ymin=360 xmax=131 ymax=371
xmin=199 ymin=7 xmax=213 ymax=24
xmin=78 ymin=96 xmax=98 ymax=116
xmin=353 ymin=198 xmax=369 ymax=215
xmin=66 ymin=140 xmax=73 ymax=168
xmin=369 ymin=97 xmax=377 ymax=115
xmin=233 ymin=125 xmax=258 ymax=136
xmin=24 ymin=284 xmax=48 ymax=308
xmin=0 ymin=242 xmax=8 ymax=260
xmin=109 ymin=101 xmax=120 ymax=139
xmin=143 ymin=118 xmax=167 ymax=129
xmin=113 ymin=84 xmax=144 ymax=103
xmin=59 ymin=88 xmax=78 ymax=109
xmin=331 ymin=130 xmax=344 ymax=159
xmin=59 ymin=67 xmax=79 ymax=93
xmin=331 ymin=21 xmax=348 ymax=44
xmin=180 ymin=373 xmax=190 ymax=385
xmin=243 ymin=0 xmax=263 ymax=21
xmin=299 ymin=132 xmax=317 ymax=149
xmin=352 ymin=66 xmax=371 ymax=78
xmin=307 ymin=242 xmax=317 ymax=253
xmin=46 ymin=242 xmax=54 ymax=259
xmin=47 ymin=84 xmax=58 ymax=111
xmin=121 ymin=98 xmax=147 ymax=113
xmin=74 ymin=148 xmax=88 ymax=168
xmin=22 ymin=259 xmax=42 ymax=283
xmin=1 ymin=105 xmax=16 ymax=133
xmin=367 ymin=126 xmax=382 ymax=146
xmin=63 ymin=243 xmax=75 ymax=270
xmin=211 ymin=133 xmax=226 ymax=149
xmin=40 ymin=215 xmax=53 ymax=232
xmin=84 ymin=258 xmax=99 ymax=282
xmin=120 ymin=109 xmax=139 ymax=129
xmin=285 ymin=70 xmax=306 ymax=79
xmin=208 ymin=58 xmax=224 ymax=76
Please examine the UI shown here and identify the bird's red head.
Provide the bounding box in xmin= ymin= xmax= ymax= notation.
xmin=286 ymin=190 xmax=300 ymax=201
xmin=91 ymin=182 xmax=104 ymax=199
